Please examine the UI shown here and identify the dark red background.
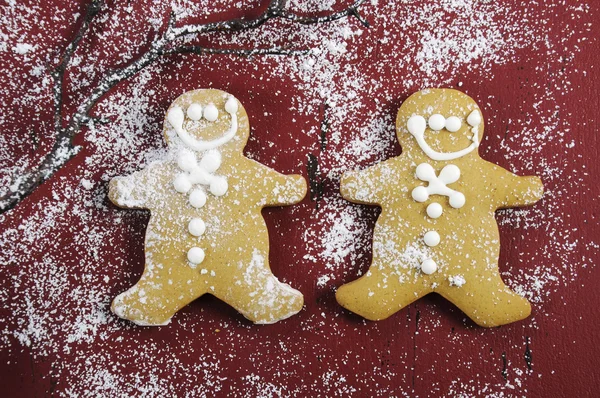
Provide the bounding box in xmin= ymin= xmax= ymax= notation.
xmin=1 ymin=1 xmax=599 ymax=396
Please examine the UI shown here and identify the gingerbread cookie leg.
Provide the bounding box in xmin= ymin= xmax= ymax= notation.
xmin=112 ymin=270 xmax=203 ymax=326
xmin=212 ymin=249 xmax=303 ymax=324
xmin=336 ymin=265 xmax=429 ymax=321
xmin=438 ymin=271 xmax=531 ymax=327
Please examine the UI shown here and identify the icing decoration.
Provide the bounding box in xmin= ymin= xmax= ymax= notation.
xmin=187 ymin=247 xmax=205 ymax=265
xmin=428 ymin=114 xmax=446 ymax=131
xmin=420 ymin=259 xmax=437 ymax=275
xmin=175 ymin=150 xmax=229 ymax=197
xmin=173 ymin=174 xmax=192 ymax=194
xmin=203 ymin=103 xmax=219 ymax=122
xmin=467 ymin=109 xmax=481 ymax=127
xmin=411 ymin=163 xmax=465 ymax=209
xmin=187 ymin=103 xmax=203 ymax=121
xmin=169 ymin=99 xmax=239 ymax=269
xmin=189 ymin=189 xmax=207 ymax=208
xmin=177 ymin=149 xmax=197 ymax=172
xmin=407 ymin=113 xmax=480 ymax=160
xmin=225 ymin=96 xmax=239 ymax=114
xmin=209 ymin=177 xmax=228 ymax=197
xmin=199 ymin=150 xmax=222 ymax=173
xmin=174 ymin=149 xmax=228 ymax=266
xmin=423 ymin=231 xmax=440 ymax=247
xmin=167 ymin=95 xmax=239 ymax=151
xmin=426 ymin=202 xmax=443 ymax=219
xmin=445 ymin=116 xmax=461 ymax=132
xmin=188 ymin=218 xmax=206 ymax=237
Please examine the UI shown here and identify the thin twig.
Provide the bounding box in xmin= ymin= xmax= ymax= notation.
xmin=160 ymin=45 xmax=310 ymax=57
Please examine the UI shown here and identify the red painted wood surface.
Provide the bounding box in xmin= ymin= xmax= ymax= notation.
xmin=1 ymin=1 xmax=599 ymax=396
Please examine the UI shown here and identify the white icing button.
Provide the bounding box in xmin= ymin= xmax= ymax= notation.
xmin=188 ymin=218 xmax=206 ymax=236
xmin=445 ymin=116 xmax=461 ymax=132
xmin=426 ymin=202 xmax=443 ymax=219
xmin=421 ymin=259 xmax=437 ymax=275
xmin=210 ymin=177 xmax=228 ymax=196
xmin=199 ymin=150 xmax=222 ymax=173
xmin=416 ymin=163 xmax=436 ymax=181
xmin=187 ymin=103 xmax=203 ymax=121
xmin=428 ymin=114 xmax=446 ymax=131
xmin=411 ymin=186 xmax=429 ymax=202
xmin=187 ymin=247 xmax=205 ymax=265
xmin=467 ymin=109 xmax=481 ymax=127
xmin=449 ymin=192 xmax=466 ymax=209
xmin=438 ymin=164 xmax=460 ymax=184
xmin=189 ymin=189 xmax=207 ymax=208
xmin=173 ymin=174 xmax=192 ymax=194
xmin=423 ymin=231 xmax=441 ymax=247
xmin=177 ymin=150 xmax=197 ymax=172
xmin=225 ymin=96 xmax=238 ymax=114
xmin=203 ymin=104 xmax=219 ymax=122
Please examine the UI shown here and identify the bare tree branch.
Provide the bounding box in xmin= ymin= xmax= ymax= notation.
xmin=0 ymin=0 xmax=367 ymax=214
xmin=160 ymin=45 xmax=310 ymax=57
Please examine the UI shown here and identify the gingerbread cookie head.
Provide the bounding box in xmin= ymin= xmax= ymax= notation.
xmin=165 ymin=89 xmax=250 ymax=155
xmin=396 ymin=88 xmax=484 ymax=161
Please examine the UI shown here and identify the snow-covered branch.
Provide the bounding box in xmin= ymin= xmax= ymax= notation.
xmin=0 ymin=0 xmax=367 ymax=214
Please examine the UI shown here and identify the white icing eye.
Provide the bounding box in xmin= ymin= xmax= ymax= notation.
xmin=189 ymin=189 xmax=207 ymax=208
xmin=421 ymin=259 xmax=437 ymax=275
xmin=225 ymin=96 xmax=238 ymax=114
xmin=416 ymin=163 xmax=436 ymax=181
xmin=187 ymin=247 xmax=205 ymax=265
xmin=426 ymin=202 xmax=443 ymax=219
xmin=187 ymin=103 xmax=203 ymax=121
xmin=411 ymin=186 xmax=429 ymax=202
xmin=438 ymin=164 xmax=460 ymax=184
xmin=203 ymin=104 xmax=219 ymax=122
xmin=449 ymin=192 xmax=466 ymax=208
xmin=407 ymin=115 xmax=426 ymax=136
xmin=209 ymin=177 xmax=228 ymax=196
xmin=173 ymin=174 xmax=192 ymax=193
xmin=177 ymin=150 xmax=197 ymax=172
xmin=428 ymin=114 xmax=446 ymax=131
xmin=467 ymin=110 xmax=481 ymax=127
xmin=188 ymin=218 xmax=206 ymax=236
xmin=199 ymin=150 xmax=222 ymax=173
xmin=445 ymin=116 xmax=461 ymax=132
xmin=423 ymin=231 xmax=441 ymax=247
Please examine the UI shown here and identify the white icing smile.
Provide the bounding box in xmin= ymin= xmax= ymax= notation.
xmin=407 ymin=110 xmax=482 ymax=161
xmin=167 ymin=96 xmax=239 ymax=151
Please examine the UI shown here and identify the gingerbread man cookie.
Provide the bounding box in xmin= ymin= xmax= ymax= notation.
xmin=336 ymin=88 xmax=544 ymax=327
xmin=109 ymin=89 xmax=307 ymax=326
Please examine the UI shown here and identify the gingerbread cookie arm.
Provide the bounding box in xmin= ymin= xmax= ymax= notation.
xmin=109 ymin=162 xmax=165 ymax=209
xmin=340 ymin=160 xmax=400 ymax=205
xmin=249 ymin=161 xmax=307 ymax=206
xmin=486 ymin=162 xmax=544 ymax=209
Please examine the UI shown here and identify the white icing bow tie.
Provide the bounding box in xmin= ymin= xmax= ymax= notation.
xmin=173 ymin=149 xmax=229 ymax=199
